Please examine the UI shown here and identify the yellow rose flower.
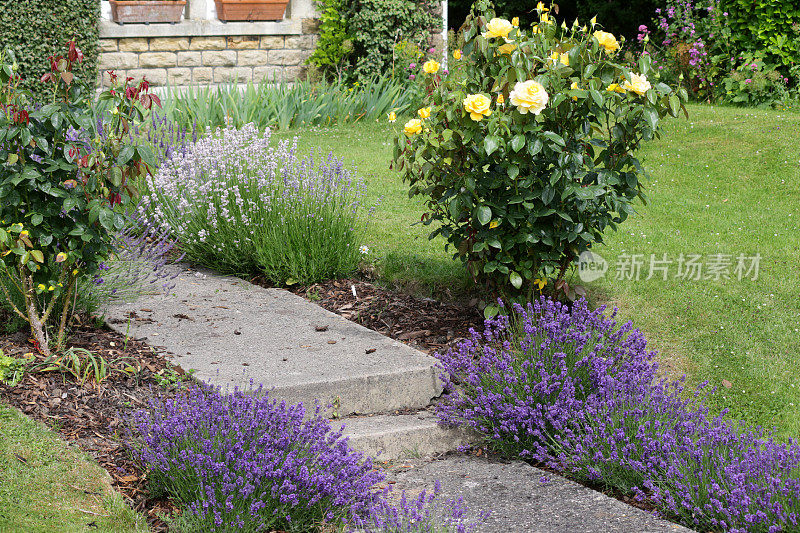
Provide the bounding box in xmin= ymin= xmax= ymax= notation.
xmin=550 ymin=51 xmax=569 ymax=66
xmin=453 ymin=49 xmax=462 ymax=60
xmin=509 ymin=80 xmax=549 ymax=115
xmin=497 ymin=94 xmax=505 ymax=104
xmin=463 ymin=94 xmax=492 ymax=121
xmin=387 ymin=111 xmax=396 ymax=123
xmin=418 ymin=107 xmax=432 ymax=119
xmin=593 ymin=30 xmax=620 ymax=53
xmin=498 ymin=42 xmax=517 ymax=55
xmin=404 ymin=118 xmax=423 ymax=136
xmin=570 ymin=81 xmax=579 ymax=101
xmin=622 ymin=73 xmax=652 ymax=96
xmin=422 ymin=60 xmax=440 ymax=74
xmin=512 ymin=17 xmax=519 ymax=27
xmin=482 ymin=18 xmax=513 ymax=40
xmin=606 ymin=83 xmax=626 ymax=93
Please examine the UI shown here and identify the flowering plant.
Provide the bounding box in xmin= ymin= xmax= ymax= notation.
xmin=392 ymin=1 xmax=686 ymax=301
xmin=0 ymin=42 xmax=159 ymax=355
xmin=436 ymin=297 xmax=800 ymax=531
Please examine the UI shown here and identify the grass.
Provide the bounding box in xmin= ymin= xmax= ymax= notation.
xmin=271 ymin=103 xmax=800 ymax=438
xmin=0 ymin=403 xmax=147 ymax=533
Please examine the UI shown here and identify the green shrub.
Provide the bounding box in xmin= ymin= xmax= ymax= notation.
xmin=719 ymin=52 xmax=790 ymax=108
xmin=345 ymin=0 xmax=438 ymax=80
xmin=392 ymin=1 xmax=686 ymax=300
xmin=308 ymin=0 xmax=354 ymax=80
xmin=721 ymin=0 xmax=800 ymax=70
xmin=0 ymin=0 xmax=99 ymax=101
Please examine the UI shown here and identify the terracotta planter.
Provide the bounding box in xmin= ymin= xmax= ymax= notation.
xmin=214 ymin=0 xmax=289 ymax=21
xmin=109 ymin=0 xmax=186 ymax=25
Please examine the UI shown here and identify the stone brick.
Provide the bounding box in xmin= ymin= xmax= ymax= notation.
xmin=267 ymin=49 xmax=305 ymax=66
xmin=128 ymin=68 xmax=168 ymax=86
xmin=237 ymin=50 xmax=269 ymax=66
xmin=189 ymin=36 xmax=227 ymax=51
xmin=202 ymin=50 xmax=237 ymax=67
xmin=227 ymin=36 xmax=260 ymax=49
xmin=259 ymin=36 xmax=285 ymax=49
xmin=167 ymin=68 xmax=192 ymax=86
xmin=193 ymin=67 xmax=213 ymax=84
xmin=213 ymin=67 xmax=252 ymax=83
xmin=283 ymin=66 xmax=306 ymax=81
xmin=177 ymin=51 xmax=202 ymax=67
xmin=98 ymin=52 xmax=139 ymax=70
xmin=253 ymin=66 xmax=282 ymax=82
xmin=99 ymin=39 xmax=118 ymax=53
xmin=118 ymin=38 xmax=149 ymax=52
xmin=150 ymin=37 xmax=190 ymax=51
xmin=301 ymin=18 xmax=321 ymax=34
xmin=285 ymin=35 xmax=316 ymax=49
xmin=139 ymin=52 xmax=177 ymax=68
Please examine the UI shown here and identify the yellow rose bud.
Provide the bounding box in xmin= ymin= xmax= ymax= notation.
xmin=422 ymin=59 xmax=440 ymax=74
xmin=453 ymin=49 xmax=462 ymax=60
xmin=463 ymin=94 xmax=492 ymax=121
xmin=550 ymin=51 xmax=569 ymax=66
xmin=498 ymin=42 xmax=517 ymax=55
xmin=512 ymin=17 xmax=519 ymax=27
xmin=387 ymin=111 xmax=396 ymax=123
xmin=509 ymin=80 xmax=549 ymax=115
xmin=622 ymin=73 xmax=652 ymax=96
xmin=531 ymin=25 xmax=541 ymax=34
xmin=536 ymin=2 xmax=548 ymax=12
xmin=37 ymin=284 xmax=46 ymax=291
xmin=418 ymin=107 xmax=432 ymax=119
xmin=404 ymin=118 xmax=423 ymax=137
xmin=606 ymin=83 xmax=626 ymax=93
xmin=482 ymin=18 xmax=514 ymax=40
xmin=570 ymin=81 xmax=579 ymax=101
xmin=590 ymin=15 xmax=597 ymax=26
xmin=593 ymin=30 xmax=620 ymax=54
xmin=540 ymin=12 xmax=551 ymax=24
xmin=497 ymin=94 xmax=505 ymax=104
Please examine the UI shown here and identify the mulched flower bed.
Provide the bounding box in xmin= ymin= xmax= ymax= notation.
xmin=0 ymin=311 xmax=183 ymax=531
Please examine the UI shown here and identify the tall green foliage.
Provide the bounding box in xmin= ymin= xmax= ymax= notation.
xmin=345 ymin=0 xmax=437 ymax=79
xmin=308 ymin=0 xmax=354 ymax=79
xmin=721 ymin=0 xmax=800 ymax=69
xmin=0 ymin=0 xmax=100 ymax=101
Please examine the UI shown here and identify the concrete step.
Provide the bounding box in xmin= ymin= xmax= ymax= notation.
xmin=341 ymin=412 xmax=476 ymax=462
xmin=105 ymin=265 xmax=443 ymax=416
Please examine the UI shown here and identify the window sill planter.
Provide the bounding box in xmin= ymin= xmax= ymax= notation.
xmin=214 ymin=0 xmax=290 ymax=22
xmin=109 ymin=0 xmax=187 ymax=25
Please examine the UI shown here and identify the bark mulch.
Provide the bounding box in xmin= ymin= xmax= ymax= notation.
xmin=289 ymin=278 xmax=485 ymax=356
xmin=0 ymin=311 xmax=184 ymax=531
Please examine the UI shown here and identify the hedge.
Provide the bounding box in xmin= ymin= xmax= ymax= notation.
xmin=721 ymin=0 xmax=800 ymax=70
xmin=0 ymin=0 xmax=100 ymax=101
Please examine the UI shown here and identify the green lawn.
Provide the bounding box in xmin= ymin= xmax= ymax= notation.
xmin=273 ymin=104 xmax=800 ymax=437
xmin=0 ymin=404 xmax=147 ymax=533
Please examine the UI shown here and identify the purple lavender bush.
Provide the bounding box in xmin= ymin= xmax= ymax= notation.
xmin=436 ymin=297 xmax=800 ymax=532
xmin=128 ymin=384 xmax=384 ymax=532
xmin=141 ymin=123 xmax=372 ymax=285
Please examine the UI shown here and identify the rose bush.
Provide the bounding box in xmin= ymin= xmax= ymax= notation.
xmin=392 ymin=0 xmax=687 ymax=302
xmin=0 ymin=43 xmax=158 ymax=354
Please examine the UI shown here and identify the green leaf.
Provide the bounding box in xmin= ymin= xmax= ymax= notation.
xmin=528 ymin=139 xmax=543 ymax=156
xmin=476 ymin=206 xmax=492 ymax=225
xmin=542 ymin=187 xmax=555 ymax=205
xmin=487 ymin=237 xmax=502 ymax=249
xmin=590 ymin=89 xmax=604 ymax=108
xmin=509 ymin=271 xmax=523 ymax=289
xmin=483 ymin=304 xmax=500 ymax=319
xmin=484 ymin=135 xmax=500 ymax=156
xmin=30 ymin=250 xmax=44 ymax=263
xmin=511 ymin=134 xmax=525 ymax=152
xmin=31 ymin=213 xmax=43 ymax=226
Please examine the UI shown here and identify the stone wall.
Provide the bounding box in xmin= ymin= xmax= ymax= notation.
xmin=98 ymin=23 xmax=318 ymax=87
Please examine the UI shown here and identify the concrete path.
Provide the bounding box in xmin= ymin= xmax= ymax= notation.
xmin=106 ymin=264 xmax=692 ymax=533
xmin=385 ymin=456 xmax=692 ymax=533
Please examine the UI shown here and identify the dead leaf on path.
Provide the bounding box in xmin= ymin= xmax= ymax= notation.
xmin=314 ymin=325 xmax=329 ymax=332
xmin=365 ymin=348 xmax=376 ymax=354
xmin=722 ymin=379 xmax=733 ymax=389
